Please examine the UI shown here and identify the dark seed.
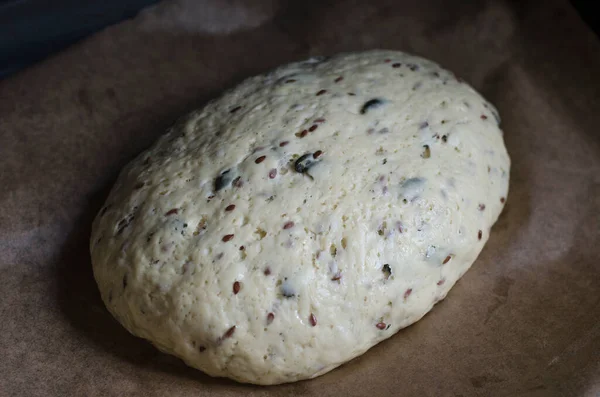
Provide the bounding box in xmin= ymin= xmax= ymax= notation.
xmin=223 ymin=325 xmax=236 ymax=339
xmin=404 ymin=288 xmax=412 ymax=299
xmin=233 ymin=281 xmax=240 ymax=294
xmin=264 ymin=267 xmax=271 ymax=275
xmin=309 ymin=313 xmax=317 ymax=326
xmin=442 ymin=135 xmax=448 ymax=143
xmin=437 ymin=279 xmax=445 ymax=286
xmin=384 ymin=59 xmax=391 ymax=63
xmin=478 ymin=203 xmax=486 ymax=211
xmin=239 ymin=246 xmax=245 ymax=251
xmin=165 ymin=208 xmax=178 ymax=216
xmin=232 ymin=176 xmax=243 ymax=188
xmin=314 ymin=118 xmax=326 ymax=123
xmin=348 ymin=92 xmax=356 ymax=96
xmin=230 ymin=106 xmax=242 ymax=113
xmin=285 ymin=79 xmax=296 ymax=83
xmin=360 ymin=98 xmax=386 ymax=114
xmin=215 ymin=169 xmax=234 ymax=191
xmin=255 ymin=155 xmax=266 ymax=164
xmin=222 ymin=234 xmax=234 ymax=242
xmin=334 ymin=76 xmax=343 ymax=83
xmin=392 ymin=63 xmax=401 ymax=68
xmin=267 ymin=313 xmax=275 ymax=324
xmin=421 ymin=145 xmax=431 ymax=159
xmin=199 ymin=346 xmax=206 ymax=352
xmin=331 ymin=272 xmax=341 ymax=281
xmin=316 ymin=89 xmax=327 ymax=96
xmin=283 ymin=221 xmax=295 ymax=229
xmin=500 ymin=197 xmax=506 ymax=203
xmin=225 ymin=204 xmax=236 ymax=212
xmin=294 ymin=153 xmax=319 ymax=174
xmin=443 ymin=255 xmax=452 ymax=264
xmin=269 ymin=169 xmax=277 ymax=179
xmin=376 ymin=322 xmax=387 ymax=330
xmin=279 ymin=141 xmax=289 ymax=147
xmin=308 ymin=124 xmax=318 ymax=132
xmin=481 ymin=114 xmax=488 ymax=120
xmin=313 ymin=150 xmax=323 ymax=159
xmin=295 ymin=130 xmax=308 ymax=138
xmin=382 ymin=264 xmax=392 ymax=280
xmin=478 ymin=230 xmax=483 ymax=240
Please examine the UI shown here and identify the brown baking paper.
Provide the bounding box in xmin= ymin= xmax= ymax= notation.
xmin=1 ymin=0 xmax=599 ymax=395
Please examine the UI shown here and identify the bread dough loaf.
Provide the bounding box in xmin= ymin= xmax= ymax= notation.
xmin=90 ymin=50 xmax=510 ymax=384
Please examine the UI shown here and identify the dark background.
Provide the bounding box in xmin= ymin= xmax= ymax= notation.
xmin=0 ymin=0 xmax=598 ymax=79
xmin=0 ymin=0 xmax=159 ymax=78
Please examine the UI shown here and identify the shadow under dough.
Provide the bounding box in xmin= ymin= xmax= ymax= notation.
xmin=54 ymin=178 xmax=243 ymax=387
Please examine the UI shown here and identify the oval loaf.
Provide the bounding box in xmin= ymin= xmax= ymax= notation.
xmin=91 ymin=50 xmax=510 ymax=384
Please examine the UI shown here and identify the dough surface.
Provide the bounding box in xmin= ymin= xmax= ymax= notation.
xmin=90 ymin=50 xmax=510 ymax=384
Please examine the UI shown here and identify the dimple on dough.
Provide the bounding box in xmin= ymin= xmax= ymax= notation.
xmin=90 ymin=50 xmax=510 ymax=385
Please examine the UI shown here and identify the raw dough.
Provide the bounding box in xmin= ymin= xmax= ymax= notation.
xmin=90 ymin=50 xmax=510 ymax=384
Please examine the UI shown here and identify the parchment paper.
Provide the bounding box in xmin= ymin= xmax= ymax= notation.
xmin=1 ymin=0 xmax=599 ymax=396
